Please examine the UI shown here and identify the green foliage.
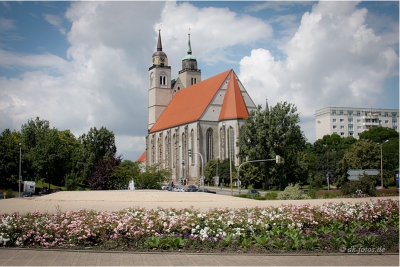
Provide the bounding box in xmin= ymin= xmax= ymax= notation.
xmin=335 ymin=140 xmax=380 ymax=187
xmin=111 ymin=160 xmax=141 ymax=189
xmin=238 ymin=102 xmax=307 ymax=190
xmin=78 ymin=126 xmax=117 ymax=185
xmin=307 ymin=173 xmax=326 ymax=190
xmin=0 ymin=129 xmax=21 ymax=189
xmin=307 ymin=189 xmax=317 ymax=199
xmin=64 ymin=172 xmax=83 ymax=191
xmin=204 ymin=159 xmax=236 ymax=186
xmin=134 ymin=164 xmax=170 ymax=189
xmin=341 ymin=174 xmax=377 ymax=196
xmin=276 ymin=183 xmax=311 ymax=200
xmin=359 ymin=127 xmax=399 ymax=143
xmin=264 ymin=192 xmax=278 ymax=200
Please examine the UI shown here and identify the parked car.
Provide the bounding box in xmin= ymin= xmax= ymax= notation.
xmin=198 ymin=188 xmax=216 ymax=194
xmin=187 ymin=188 xmax=199 ymax=192
xmin=39 ymin=187 xmax=50 ymax=195
xmin=22 ymin=191 xmax=33 ymax=197
xmin=247 ymin=189 xmax=260 ymax=196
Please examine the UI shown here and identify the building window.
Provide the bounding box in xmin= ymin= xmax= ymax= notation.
xmin=206 ymin=128 xmax=213 ymax=161
xmin=341 ymin=132 xmax=345 ymax=136
xmin=356 ymin=111 xmax=360 ymax=116
xmin=348 ymin=118 xmax=353 ymax=124
xmin=385 ymin=112 xmax=388 ymax=117
xmin=332 ymin=119 xmax=336 ymax=122
xmin=348 ymin=110 xmax=353 ymax=116
xmin=159 ymin=72 xmax=167 ymax=86
xmin=333 ymin=132 xmax=337 ymax=135
xmin=191 ymin=77 xmax=197 ymax=85
xmin=385 ymin=120 xmax=389 ymax=124
xmin=340 ymin=125 xmax=344 ymax=129
xmin=357 ymin=126 xmax=361 ymax=130
xmin=392 ymin=112 xmax=397 ymax=117
xmin=357 ymin=119 xmax=361 ymax=123
xmin=349 ymin=132 xmax=354 ymax=136
xmin=348 ymin=125 xmax=353 ymax=131
xmin=340 ymin=119 xmax=344 ymax=122
xmin=333 ymin=125 xmax=337 ymax=129
xmin=190 ymin=130 xmax=194 ymax=165
xmin=332 ymin=110 xmax=336 ymax=115
xmin=339 ymin=110 xmax=343 ymax=115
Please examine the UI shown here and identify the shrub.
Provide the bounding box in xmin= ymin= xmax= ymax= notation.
xmin=4 ymin=189 xmax=15 ymax=199
xmin=307 ymin=189 xmax=317 ymax=199
xmin=277 ymin=183 xmax=311 ymax=200
xmin=341 ymin=174 xmax=376 ymax=196
xmin=264 ymin=192 xmax=278 ymax=200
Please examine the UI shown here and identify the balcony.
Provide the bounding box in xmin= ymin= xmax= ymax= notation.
xmin=363 ymin=122 xmax=380 ymax=126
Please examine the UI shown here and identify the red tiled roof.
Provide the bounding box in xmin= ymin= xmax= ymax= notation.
xmin=150 ymin=70 xmax=231 ymax=133
xmin=219 ymin=72 xmax=249 ymax=120
xmin=136 ymin=151 xmax=146 ymax=162
xmin=149 ymin=69 xmax=250 ymax=133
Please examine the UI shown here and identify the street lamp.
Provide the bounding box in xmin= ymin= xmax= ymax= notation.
xmin=380 ymin=140 xmax=389 ymax=188
xmin=19 ymin=143 xmax=21 ymax=198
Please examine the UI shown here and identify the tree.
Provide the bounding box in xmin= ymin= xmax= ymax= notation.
xmin=238 ymin=102 xmax=307 ymax=190
xmin=204 ymin=159 xmax=236 ymax=186
xmin=359 ymin=127 xmax=399 ymax=143
xmin=0 ymin=129 xmax=22 ymax=189
xmin=111 ymin=160 xmax=141 ymax=189
xmin=135 ymin=164 xmax=171 ymax=189
xmin=336 ymin=139 xmax=381 ymax=187
xmin=78 ymin=127 xmax=117 ymax=185
xmin=88 ymin=155 xmax=122 ymax=190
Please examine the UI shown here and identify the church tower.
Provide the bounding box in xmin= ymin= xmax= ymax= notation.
xmin=148 ymin=30 xmax=172 ymax=131
xmin=178 ymin=33 xmax=201 ymax=87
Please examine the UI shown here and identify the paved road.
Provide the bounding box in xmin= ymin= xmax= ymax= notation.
xmin=0 ymin=248 xmax=398 ymax=266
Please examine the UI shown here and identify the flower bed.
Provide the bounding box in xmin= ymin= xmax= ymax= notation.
xmin=0 ymin=199 xmax=398 ymax=253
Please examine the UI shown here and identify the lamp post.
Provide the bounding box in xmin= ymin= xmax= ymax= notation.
xmin=380 ymin=140 xmax=389 ymax=188
xmin=19 ymin=143 xmax=21 ymax=198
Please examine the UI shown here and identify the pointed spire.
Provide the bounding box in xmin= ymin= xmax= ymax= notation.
xmin=187 ymin=32 xmax=192 ymax=55
xmin=265 ymin=96 xmax=269 ymax=111
xmin=157 ymin=30 xmax=162 ymax=52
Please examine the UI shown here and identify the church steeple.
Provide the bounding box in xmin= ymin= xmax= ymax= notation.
xmin=179 ymin=31 xmax=201 ymax=87
xmin=152 ymin=30 xmax=168 ymax=66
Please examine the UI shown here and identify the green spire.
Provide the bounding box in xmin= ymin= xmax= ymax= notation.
xmin=182 ymin=33 xmax=196 ymax=60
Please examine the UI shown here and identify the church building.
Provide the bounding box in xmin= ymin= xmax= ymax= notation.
xmin=145 ymin=30 xmax=257 ymax=185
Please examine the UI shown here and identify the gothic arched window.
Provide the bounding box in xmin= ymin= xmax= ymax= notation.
xmin=206 ymin=128 xmax=213 ymax=161
xmin=190 ymin=129 xmax=194 ymax=166
xmin=159 ymin=72 xmax=167 ymax=86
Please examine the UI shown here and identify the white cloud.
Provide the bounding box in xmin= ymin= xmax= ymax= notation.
xmin=238 ymin=1 xmax=399 ymax=143
xmin=43 ymin=13 xmax=66 ymax=35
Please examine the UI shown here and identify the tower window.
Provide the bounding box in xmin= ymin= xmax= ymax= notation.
xmin=191 ymin=78 xmax=197 ymax=85
xmin=159 ymin=72 xmax=167 ymax=86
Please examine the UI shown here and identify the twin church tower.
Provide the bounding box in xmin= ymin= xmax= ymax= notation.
xmin=148 ymin=30 xmax=201 ymax=131
xmin=145 ymin=30 xmax=257 ymax=185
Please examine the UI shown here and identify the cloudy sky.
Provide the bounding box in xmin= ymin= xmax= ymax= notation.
xmin=1 ymin=1 xmax=398 ymax=161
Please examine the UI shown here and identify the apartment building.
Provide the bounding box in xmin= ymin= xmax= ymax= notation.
xmin=315 ymin=107 xmax=399 ymax=140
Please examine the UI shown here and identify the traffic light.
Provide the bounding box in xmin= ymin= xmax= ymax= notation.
xmin=188 ymin=149 xmax=192 ymax=158
xmin=276 ymin=155 xmax=281 ymax=164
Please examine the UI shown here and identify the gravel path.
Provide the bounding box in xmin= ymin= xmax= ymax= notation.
xmin=1 ymin=190 xmax=397 ymax=215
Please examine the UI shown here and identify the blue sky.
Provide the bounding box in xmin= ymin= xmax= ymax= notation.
xmin=1 ymin=1 xmax=399 ymax=161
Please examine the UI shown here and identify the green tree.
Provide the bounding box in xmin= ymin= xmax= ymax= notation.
xmin=238 ymin=102 xmax=307 ymax=190
xmin=78 ymin=127 xmax=117 ymax=185
xmin=112 ymin=160 xmax=141 ymax=189
xmin=20 ymin=117 xmax=51 ymax=181
xmin=359 ymin=127 xmax=399 ymax=143
xmin=135 ymin=164 xmax=171 ymax=189
xmin=0 ymin=129 xmax=22 ymax=189
xmin=336 ymin=139 xmax=381 ymax=187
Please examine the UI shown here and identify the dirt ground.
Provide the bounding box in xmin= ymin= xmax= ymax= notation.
xmin=0 ymin=190 xmax=397 ymax=215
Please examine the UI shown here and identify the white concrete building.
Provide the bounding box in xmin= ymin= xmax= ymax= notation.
xmin=315 ymin=107 xmax=399 ymax=140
